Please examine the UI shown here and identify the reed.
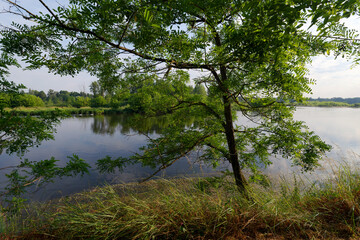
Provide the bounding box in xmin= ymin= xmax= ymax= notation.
xmin=3 ymin=164 xmax=360 ymax=239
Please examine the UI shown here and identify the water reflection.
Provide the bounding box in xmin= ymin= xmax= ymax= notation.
xmin=0 ymin=112 xmax=219 ymax=201
xmin=1 ymin=107 xmax=359 ymax=201
xmin=91 ymin=113 xmax=198 ymax=136
xmin=265 ymin=107 xmax=360 ymax=181
xmin=294 ymin=107 xmax=360 ymax=153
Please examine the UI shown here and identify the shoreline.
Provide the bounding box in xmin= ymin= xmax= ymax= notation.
xmin=5 ymin=103 xmax=360 ymax=118
xmin=3 ymin=168 xmax=360 ymax=239
xmin=4 ymin=106 xmax=128 ymax=116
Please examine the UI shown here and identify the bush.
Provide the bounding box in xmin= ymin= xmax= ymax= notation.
xmin=90 ymin=96 xmax=107 ymax=108
xmin=11 ymin=94 xmax=45 ymax=107
xmin=72 ymin=96 xmax=90 ymax=108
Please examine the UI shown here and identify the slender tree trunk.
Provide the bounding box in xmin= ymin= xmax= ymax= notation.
xmin=217 ymin=62 xmax=248 ymax=193
xmin=223 ymin=95 xmax=248 ymax=193
xmin=213 ymin=26 xmax=248 ymax=192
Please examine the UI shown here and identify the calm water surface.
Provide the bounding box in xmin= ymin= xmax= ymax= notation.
xmin=1 ymin=107 xmax=360 ymax=201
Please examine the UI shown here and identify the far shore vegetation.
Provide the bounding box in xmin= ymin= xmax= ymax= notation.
xmin=3 ymin=88 xmax=360 ymax=117
xmin=298 ymin=97 xmax=360 ymax=108
xmin=1 ymin=83 xmax=208 ymax=115
xmin=5 ymin=106 xmax=122 ymax=116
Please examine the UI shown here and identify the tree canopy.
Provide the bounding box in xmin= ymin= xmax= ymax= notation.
xmin=1 ymin=0 xmax=359 ymax=192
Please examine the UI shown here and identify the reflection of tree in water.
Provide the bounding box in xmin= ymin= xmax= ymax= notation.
xmin=91 ymin=112 xmax=197 ymax=136
xmin=91 ymin=115 xmax=118 ymax=135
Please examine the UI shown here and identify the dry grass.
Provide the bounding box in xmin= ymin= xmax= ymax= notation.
xmin=2 ymin=166 xmax=360 ymax=239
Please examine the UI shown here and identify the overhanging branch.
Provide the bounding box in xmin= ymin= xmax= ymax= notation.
xmin=139 ymin=133 xmax=213 ymax=183
xmin=4 ymin=1 xmax=216 ymax=73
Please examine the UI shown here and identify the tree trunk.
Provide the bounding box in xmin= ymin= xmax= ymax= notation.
xmin=214 ymin=28 xmax=247 ymax=192
xmin=223 ymin=96 xmax=248 ymax=193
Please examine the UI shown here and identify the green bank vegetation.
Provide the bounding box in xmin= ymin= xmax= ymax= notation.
xmin=6 ymin=98 xmax=360 ymax=117
xmin=298 ymin=97 xmax=360 ymax=108
xmin=5 ymin=106 xmax=107 ymax=115
xmin=2 ymin=164 xmax=360 ymax=239
xmin=299 ymin=101 xmax=360 ymax=108
xmin=4 ymin=106 xmax=120 ymax=116
xmin=1 ymin=82 xmax=208 ymax=115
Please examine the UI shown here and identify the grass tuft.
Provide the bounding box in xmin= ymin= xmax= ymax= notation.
xmin=3 ymin=165 xmax=360 ymax=239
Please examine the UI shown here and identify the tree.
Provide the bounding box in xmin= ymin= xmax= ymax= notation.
xmin=47 ymin=89 xmax=58 ymax=105
xmin=1 ymin=0 xmax=358 ymax=193
xmin=28 ymin=89 xmax=47 ymax=101
xmin=90 ymin=81 xmax=105 ymax=97
xmin=73 ymin=96 xmax=90 ymax=108
xmin=37 ymin=90 xmax=47 ymax=101
xmin=14 ymin=94 xmax=45 ymax=107
xmin=90 ymin=95 xmax=107 ymax=108
xmin=193 ymin=84 xmax=207 ymax=97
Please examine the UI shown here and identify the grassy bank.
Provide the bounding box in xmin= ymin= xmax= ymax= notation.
xmin=298 ymin=101 xmax=360 ymax=108
xmin=6 ymin=103 xmax=360 ymax=118
xmin=4 ymin=107 xmax=127 ymax=116
xmin=2 ymin=166 xmax=360 ymax=240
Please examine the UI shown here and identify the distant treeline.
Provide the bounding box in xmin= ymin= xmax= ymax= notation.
xmin=299 ymin=97 xmax=360 ymax=107
xmin=3 ymin=88 xmax=360 ymax=110
xmin=308 ymin=97 xmax=360 ymax=104
xmin=1 ymin=78 xmax=207 ymax=112
xmin=0 ymin=89 xmax=104 ymax=108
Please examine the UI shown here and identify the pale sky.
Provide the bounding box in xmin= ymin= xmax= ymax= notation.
xmin=308 ymin=55 xmax=360 ymax=98
xmin=1 ymin=1 xmax=360 ymax=97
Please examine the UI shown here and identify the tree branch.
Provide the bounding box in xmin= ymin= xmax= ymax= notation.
xmin=118 ymin=10 xmax=137 ymax=46
xmin=205 ymin=142 xmax=230 ymax=159
xmin=5 ymin=1 xmax=215 ymax=73
xmin=160 ymin=100 xmax=225 ymax=128
xmin=139 ymin=133 xmax=213 ymax=183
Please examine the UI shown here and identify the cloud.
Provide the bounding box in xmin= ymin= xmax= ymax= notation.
xmin=306 ymin=16 xmax=360 ymax=98
xmin=308 ymin=55 xmax=360 ymax=98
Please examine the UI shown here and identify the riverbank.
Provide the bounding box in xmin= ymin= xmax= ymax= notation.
xmin=298 ymin=101 xmax=360 ymax=108
xmin=2 ymin=166 xmax=360 ymax=239
xmin=6 ymin=102 xmax=360 ymax=118
xmin=4 ymin=107 xmax=127 ymax=116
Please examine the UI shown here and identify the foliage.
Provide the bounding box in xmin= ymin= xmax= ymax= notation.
xmin=0 ymin=80 xmax=91 ymax=213
xmin=89 ymin=81 xmax=105 ymax=97
xmin=7 ymin=94 xmax=45 ymax=108
xmin=0 ymin=112 xmax=57 ymax=156
xmin=90 ymin=95 xmax=107 ymax=108
xmin=192 ymin=84 xmax=207 ymax=97
xmin=5 ymin=106 xmax=109 ymax=116
xmin=0 ymin=31 xmax=94 ymax=213
xmin=72 ymin=96 xmax=90 ymax=108
xmin=1 ymin=0 xmax=359 ymax=191
xmin=0 ymin=81 xmax=57 ymax=156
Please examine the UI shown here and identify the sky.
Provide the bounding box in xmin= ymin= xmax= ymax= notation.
xmin=1 ymin=1 xmax=360 ymax=97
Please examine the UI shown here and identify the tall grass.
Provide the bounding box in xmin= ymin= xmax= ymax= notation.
xmin=5 ymin=107 xmax=111 ymax=116
xmin=3 ymin=165 xmax=360 ymax=239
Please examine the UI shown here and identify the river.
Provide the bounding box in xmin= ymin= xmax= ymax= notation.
xmin=1 ymin=107 xmax=360 ymax=201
